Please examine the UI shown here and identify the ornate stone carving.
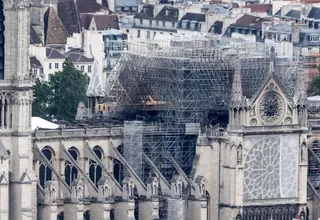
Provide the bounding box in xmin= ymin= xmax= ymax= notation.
xmin=258 ymin=92 xmax=285 ymax=125
xmin=237 ymin=144 xmax=243 ymax=165
xmin=300 ymin=141 xmax=307 ymax=163
xmin=44 ymin=181 xmax=58 ymax=204
xmin=71 ymin=178 xmax=84 ymax=203
xmin=97 ymin=176 xmax=113 ymax=202
xmin=284 ymin=117 xmax=292 ymax=125
xmin=244 ymin=136 xmax=298 ymax=201
xmin=147 ymin=174 xmax=159 ymax=200
xmin=250 ymin=118 xmax=257 ymax=126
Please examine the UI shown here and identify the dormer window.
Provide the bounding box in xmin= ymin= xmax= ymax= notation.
xmin=165 ymin=9 xmax=169 ymax=16
xmin=310 ymin=35 xmax=320 ymax=42
xmin=190 ymin=21 xmax=196 ymax=30
xmin=182 ymin=20 xmax=188 ymax=29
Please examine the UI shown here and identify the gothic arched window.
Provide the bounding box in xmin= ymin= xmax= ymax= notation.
xmin=89 ymin=146 xmax=103 ymax=186
xmin=83 ymin=210 xmax=90 ymax=220
xmin=65 ymin=147 xmax=78 ymax=186
xmin=110 ymin=209 xmax=115 ymax=220
xmin=57 ymin=211 xmax=64 ymax=220
xmin=0 ymin=1 xmax=4 ymax=79
xmin=113 ymin=159 xmax=123 ymax=185
xmin=39 ymin=146 xmax=54 ymax=187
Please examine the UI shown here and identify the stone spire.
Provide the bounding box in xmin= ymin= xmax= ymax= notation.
xmin=230 ymin=60 xmax=243 ymax=108
xmin=294 ymin=54 xmax=307 ymax=105
xmin=269 ymin=46 xmax=275 ymax=75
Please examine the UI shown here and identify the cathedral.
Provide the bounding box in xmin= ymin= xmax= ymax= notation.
xmin=0 ymin=1 xmax=318 ymax=220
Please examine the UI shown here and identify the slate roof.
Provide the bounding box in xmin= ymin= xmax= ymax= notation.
xmin=308 ymin=7 xmax=320 ymax=19
xmin=115 ymin=0 xmax=141 ymax=7
xmin=233 ymin=14 xmax=270 ymax=29
xmin=202 ymin=4 xmax=231 ymax=15
xmin=294 ymin=27 xmax=320 ymax=47
xmin=64 ymin=51 xmax=94 ymax=63
xmin=92 ymin=14 xmax=119 ymax=30
xmin=243 ymin=4 xmax=272 ymax=13
xmin=181 ymin=13 xmax=205 ymax=22
xmin=58 ymin=0 xmax=82 ymax=35
xmin=134 ymin=5 xmax=154 ymax=19
xmin=30 ymin=56 xmax=42 ymax=68
xmin=43 ymin=7 xmax=68 ymax=45
xmin=80 ymin=13 xmax=94 ymax=30
xmin=210 ymin=21 xmax=223 ymax=34
xmin=30 ymin=25 xmax=42 ymax=45
xmin=285 ymin=9 xmax=300 ymax=19
xmin=46 ymin=48 xmax=65 ymax=59
xmin=0 ymin=140 xmax=7 ymax=157
xmin=154 ymin=6 xmax=179 ymax=22
xmin=77 ymin=0 xmax=107 ymax=13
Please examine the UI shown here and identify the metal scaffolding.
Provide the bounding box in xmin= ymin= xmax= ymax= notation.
xmin=93 ymin=35 xmax=301 ymax=219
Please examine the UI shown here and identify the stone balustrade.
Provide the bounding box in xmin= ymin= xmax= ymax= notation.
xmin=33 ymin=127 xmax=123 ymax=140
xmin=228 ymin=124 xmax=306 ymax=132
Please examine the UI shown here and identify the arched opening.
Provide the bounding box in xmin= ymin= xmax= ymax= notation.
xmin=134 ymin=199 xmax=139 ymax=220
xmin=117 ymin=144 xmax=124 ymax=155
xmin=113 ymin=158 xmax=123 ymax=185
xmin=65 ymin=147 xmax=78 ymax=186
xmin=89 ymin=146 xmax=103 ymax=186
xmin=0 ymin=1 xmax=4 ymax=79
xmin=110 ymin=209 xmax=115 ymax=220
xmin=57 ymin=211 xmax=64 ymax=220
xmin=39 ymin=146 xmax=54 ymax=187
xmin=0 ymin=93 xmax=11 ymax=128
xmin=83 ymin=210 xmax=90 ymax=220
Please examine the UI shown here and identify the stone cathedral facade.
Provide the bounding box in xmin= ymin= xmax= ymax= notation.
xmin=0 ymin=1 xmax=316 ymax=220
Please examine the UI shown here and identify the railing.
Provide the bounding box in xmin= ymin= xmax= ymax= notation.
xmin=0 ymin=79 xmax=35 ymax=86
xmin=228 ymin=124 xmax=305 ymax=132
xmin=34 ymin=127 xmax=123 ymax=139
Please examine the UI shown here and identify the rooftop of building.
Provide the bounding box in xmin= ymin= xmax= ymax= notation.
xmin=44 ymin=7 xmax=69 ymax=45
xmin=46 ymin=47 xmax=65 ymax=59
xmin=231 ymin=14 xmax=270 ymax=29
xmin=180 ymin=13 xmax=206 ymax=22
xmin=64 ymin=51 xmax=94 ymax=63
xmin=243 ymin=3 xmax=272 ymax=13
xmin=30 ymin=56 xmax=42 ymax=68
xmin=92 ymin=14 xmax=120 ymax=30
xmin=308 ymin=6 xmax=320 ymax=19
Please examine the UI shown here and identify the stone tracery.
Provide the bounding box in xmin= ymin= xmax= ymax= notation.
xmin=244 ymin=136 xmax=297 ymax=201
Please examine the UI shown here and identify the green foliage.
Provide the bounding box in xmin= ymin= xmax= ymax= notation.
xmin=308 ymin=76 xmax=320 ymax=96
xmin=32 ymin=58 xmax=90 ymax=120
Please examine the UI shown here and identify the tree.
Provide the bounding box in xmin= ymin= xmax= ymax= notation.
xmin=32 ymin=58 xmax=90 ymax=120
xmin=308 ymin=76 xmax=320 ymax=96
xmin=32 ymin=78 xmax=51 ymax=118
